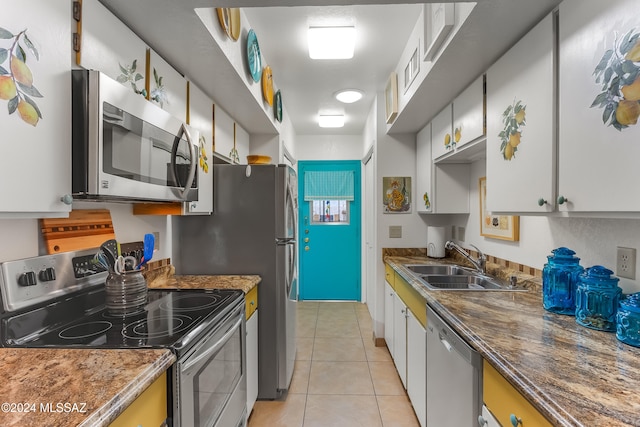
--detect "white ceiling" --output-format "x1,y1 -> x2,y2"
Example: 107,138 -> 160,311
100,0 -> 562,136
242,5 -> 422,135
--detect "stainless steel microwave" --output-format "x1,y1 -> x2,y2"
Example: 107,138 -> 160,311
71,70 -> 199,203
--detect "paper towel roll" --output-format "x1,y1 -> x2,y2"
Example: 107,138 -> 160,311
427,226 -> 446,258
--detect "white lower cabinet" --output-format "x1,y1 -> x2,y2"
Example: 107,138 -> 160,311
246,310 -> 258,417
407,309 -> 426,427
393,293 -> 408,388
384,281 -> 395,357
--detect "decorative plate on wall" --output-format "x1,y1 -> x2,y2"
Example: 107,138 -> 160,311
274,90 -> 283,122
246,29 -> 262,82
216,8 -> 240,41
262,65 -> 273,106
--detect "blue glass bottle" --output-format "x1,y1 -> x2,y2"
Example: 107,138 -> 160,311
542,247 -> 583,315
575,266 -> 621,332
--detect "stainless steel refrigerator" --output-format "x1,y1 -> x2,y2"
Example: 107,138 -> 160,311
174,164 -> 297,400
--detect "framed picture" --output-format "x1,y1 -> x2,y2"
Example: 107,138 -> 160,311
385,72 -> 398,124
479,177 -> 519,241
403,46 -> 419,92
423,3 -> 455,61
383,177 -> 411,213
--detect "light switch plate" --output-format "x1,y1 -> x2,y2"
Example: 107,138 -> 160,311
458,226 -> 466,242
389,226 -> 402,238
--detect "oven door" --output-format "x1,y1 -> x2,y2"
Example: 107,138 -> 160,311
174,304 -> 247,427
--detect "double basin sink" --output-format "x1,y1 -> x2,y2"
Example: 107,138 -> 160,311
404,264 -> 526,292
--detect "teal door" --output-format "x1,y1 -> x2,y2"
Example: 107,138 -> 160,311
298,160 -> 361,301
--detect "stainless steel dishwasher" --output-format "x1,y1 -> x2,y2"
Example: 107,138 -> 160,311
426,305 -> 482,426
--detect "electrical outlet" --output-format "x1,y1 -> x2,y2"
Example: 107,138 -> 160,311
616,247 -> 636,280
458,226 -> 466,242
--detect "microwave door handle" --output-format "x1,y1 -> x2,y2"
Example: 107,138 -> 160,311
170,124 -> 197,200
181,316 -> 242,372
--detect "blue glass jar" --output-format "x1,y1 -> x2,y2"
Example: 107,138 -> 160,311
616,293 -> 640,347
542,247 -> 583,315
575,266 -> 621,332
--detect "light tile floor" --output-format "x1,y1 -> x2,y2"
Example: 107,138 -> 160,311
248,301 -> 420,427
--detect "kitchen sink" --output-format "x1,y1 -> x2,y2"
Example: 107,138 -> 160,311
403,264 -> 527,292
405,264 -> 475,276
420,274 -> 505,290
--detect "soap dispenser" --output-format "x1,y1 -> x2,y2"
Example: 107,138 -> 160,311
542,247 -> 584,315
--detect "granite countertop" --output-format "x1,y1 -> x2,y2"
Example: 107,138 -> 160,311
384,255 -> 640,427
145,265 -> 260,294
0,348 -> 175,427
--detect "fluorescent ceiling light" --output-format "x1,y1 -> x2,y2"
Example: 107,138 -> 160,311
335,89 -> 363,104
308,26 -> 355,59
318,114 -> 345,128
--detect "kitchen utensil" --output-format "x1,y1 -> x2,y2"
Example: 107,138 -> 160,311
140,233 -> 155,266
575,265 -> 621,331
100,239 -> 118,269
542,247 -> 584,315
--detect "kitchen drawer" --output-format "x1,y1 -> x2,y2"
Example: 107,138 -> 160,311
385,263 -> 395,289
245,285 -> 258,320
109,371 -> 167,427
483,360 -> 552,427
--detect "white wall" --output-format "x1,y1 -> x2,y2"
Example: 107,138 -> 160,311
0,202 -> 172,263
295,134 -> 364,160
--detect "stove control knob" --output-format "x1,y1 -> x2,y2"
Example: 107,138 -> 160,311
39,267 -> 56,282
18,271 -> 37,286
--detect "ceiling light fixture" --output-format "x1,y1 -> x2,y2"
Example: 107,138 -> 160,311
308,26 -> 355,59
335,89 -> 364,104
318,114 -> 345,128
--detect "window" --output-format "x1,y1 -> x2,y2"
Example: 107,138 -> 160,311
311,200 -> 350,224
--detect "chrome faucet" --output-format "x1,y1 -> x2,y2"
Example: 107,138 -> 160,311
444,240 -> 486,274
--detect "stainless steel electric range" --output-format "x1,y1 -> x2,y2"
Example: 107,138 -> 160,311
0,249 -> 247,427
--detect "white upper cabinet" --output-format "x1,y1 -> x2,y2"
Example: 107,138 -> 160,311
486,13 -> 555,213
148,50 -> 187,123
185,83 -> 213,215
78,0 -> 147,94
558,0 -> 640,212
431,104 -> 453,160
214,104 -> 237,163
235,123 -> 250,165
416,123 -> 432,213
0,0 -> 72,218
452,74 -> 485,150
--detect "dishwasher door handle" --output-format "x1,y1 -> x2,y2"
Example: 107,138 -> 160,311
439,333 -> 453,352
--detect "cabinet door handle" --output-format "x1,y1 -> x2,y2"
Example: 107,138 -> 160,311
557,195 -> 568,205
477,415 -> 488,426
537,198 -> 547,206
510,414 -> 522,426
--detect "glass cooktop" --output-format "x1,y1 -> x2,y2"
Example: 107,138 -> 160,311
1,288 -> 243,356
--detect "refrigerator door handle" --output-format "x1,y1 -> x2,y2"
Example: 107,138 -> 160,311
276,238 -> 294,245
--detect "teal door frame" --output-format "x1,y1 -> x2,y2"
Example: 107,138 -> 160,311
298,160 -> 362,301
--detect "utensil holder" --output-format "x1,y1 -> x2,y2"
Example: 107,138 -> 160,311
105,269 -> 148,316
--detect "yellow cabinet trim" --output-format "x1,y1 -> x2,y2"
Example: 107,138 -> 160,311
394,271 -> 427,328
109,371 -> 167,427
385,263 -> 395,288
245,285 -> 258,320
483,360 -> 552,427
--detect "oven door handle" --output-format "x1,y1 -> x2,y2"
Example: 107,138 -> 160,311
181,316 -> 242,372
